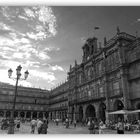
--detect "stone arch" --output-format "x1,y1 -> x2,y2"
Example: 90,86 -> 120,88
32,111 -> 37,119
0,111 -> 4,117
45,112 -> 49,119
114,100 -> 124,110
39,112 -> 43,119
14,111 -> 18,118
99,102 -> 106,123
50,112 -> 52,120
71,106 -> 75,121
113,99 -> 124,121
79,106 -> 83,122
26,111 -> 31,118
6,111 -> 11,118
136,103 -> 140,120
20,112 -> 25,118
85,104 -> 96,120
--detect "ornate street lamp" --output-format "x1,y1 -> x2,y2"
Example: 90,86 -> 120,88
8,65 -> 29,134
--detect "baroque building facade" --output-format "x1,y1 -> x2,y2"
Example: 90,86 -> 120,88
67,28 -> 140,123
0,82 -> 49,120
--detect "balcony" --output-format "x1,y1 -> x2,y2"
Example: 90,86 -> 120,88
48,106 -> 68,111
69,93 -> 105,105
49,97 -> 68,105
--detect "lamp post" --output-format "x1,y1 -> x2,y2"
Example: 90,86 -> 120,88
8,65 -> 29,134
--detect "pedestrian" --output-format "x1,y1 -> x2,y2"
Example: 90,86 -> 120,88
30,118 -> 37,134
81,118 -> 85,127
56,118 -> 59,126
65,118 -> 69,128
117,118 -> 124,134
16,119 -> 20,131
88,119 -> 95,134
37,119 -> 43,134
99,120 -> 104,134
40,120 -> 48,134
74,120 -> 77,128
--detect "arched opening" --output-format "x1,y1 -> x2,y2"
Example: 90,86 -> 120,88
50,112 -> 52,120
32,111 -> 37,119
85,104 -> 96,120
45,112 -> 48,119
71,106 -> 74,122
114,100 -> 124,121
99,103 -> 106,123
65,111 -> 67,118
6,111 -> 11,118
26,112 -> 31,118
59,111 -> 61,119
0,111 -> 4,117
79,106 -> 83,122
14,111 -> 18,118
38,112 -> 43,119
137,103 -> 140,120
20,112 -> 25,118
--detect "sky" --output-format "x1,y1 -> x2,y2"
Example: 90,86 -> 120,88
0,6 -> 140,90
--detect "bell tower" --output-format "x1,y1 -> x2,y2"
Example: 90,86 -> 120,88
82,37 -> 98,62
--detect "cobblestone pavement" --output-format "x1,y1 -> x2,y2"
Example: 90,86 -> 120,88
0,122 -> 136,134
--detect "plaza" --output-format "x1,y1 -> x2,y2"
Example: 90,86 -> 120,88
0,121 -> 135,134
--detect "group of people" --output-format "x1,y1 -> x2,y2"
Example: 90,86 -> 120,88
30,118 -> 48,134
0,118 -> 21,131
107,118 -> 140,134
87,117 -> 126,134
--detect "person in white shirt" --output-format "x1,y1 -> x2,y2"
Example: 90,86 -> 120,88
30,119 -> 37,134
37,119 -> 43,134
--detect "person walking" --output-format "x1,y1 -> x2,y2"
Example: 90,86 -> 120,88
30,119 -> 37,134
65,118 -> 69,128
74,120 -> 77,128
99,120 -> 104,134
88,119 -> 95,134
40,120 -> 48,134
16,119 -> 20,131
37,119 -> 43,134
117,119 -> 124,134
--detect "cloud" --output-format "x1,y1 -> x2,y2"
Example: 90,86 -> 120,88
38,52 -> 50,60
30,69 -> 56,83
51,65 -> 64,71
0,6 -> 62,89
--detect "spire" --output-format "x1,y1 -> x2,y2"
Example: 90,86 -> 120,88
117,26 -> 120,34
104,37 -> 107,46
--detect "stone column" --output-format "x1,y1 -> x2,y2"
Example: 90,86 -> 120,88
43,112 -> 45,119
24,111 -> 27,119
120,68 -> 131,110
3,111 -> 6,118
31,112 -> 33,119
37,112 -> 39,119
118,42 -> 131,110
17,111 -> 20,119
103,52 -> 110,123
95,108 -> 100,120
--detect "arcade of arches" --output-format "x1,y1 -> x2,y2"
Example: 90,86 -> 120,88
0,110 -> 49,119
70,100 -> 125,122
49,110 -> 67,120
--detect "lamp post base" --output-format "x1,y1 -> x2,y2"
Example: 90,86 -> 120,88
8,119 -> 14,134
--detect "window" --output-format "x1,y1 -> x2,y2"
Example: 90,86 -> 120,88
99,86 -> 104,97
113,81 -> 120,95
98,63 -> 102,74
